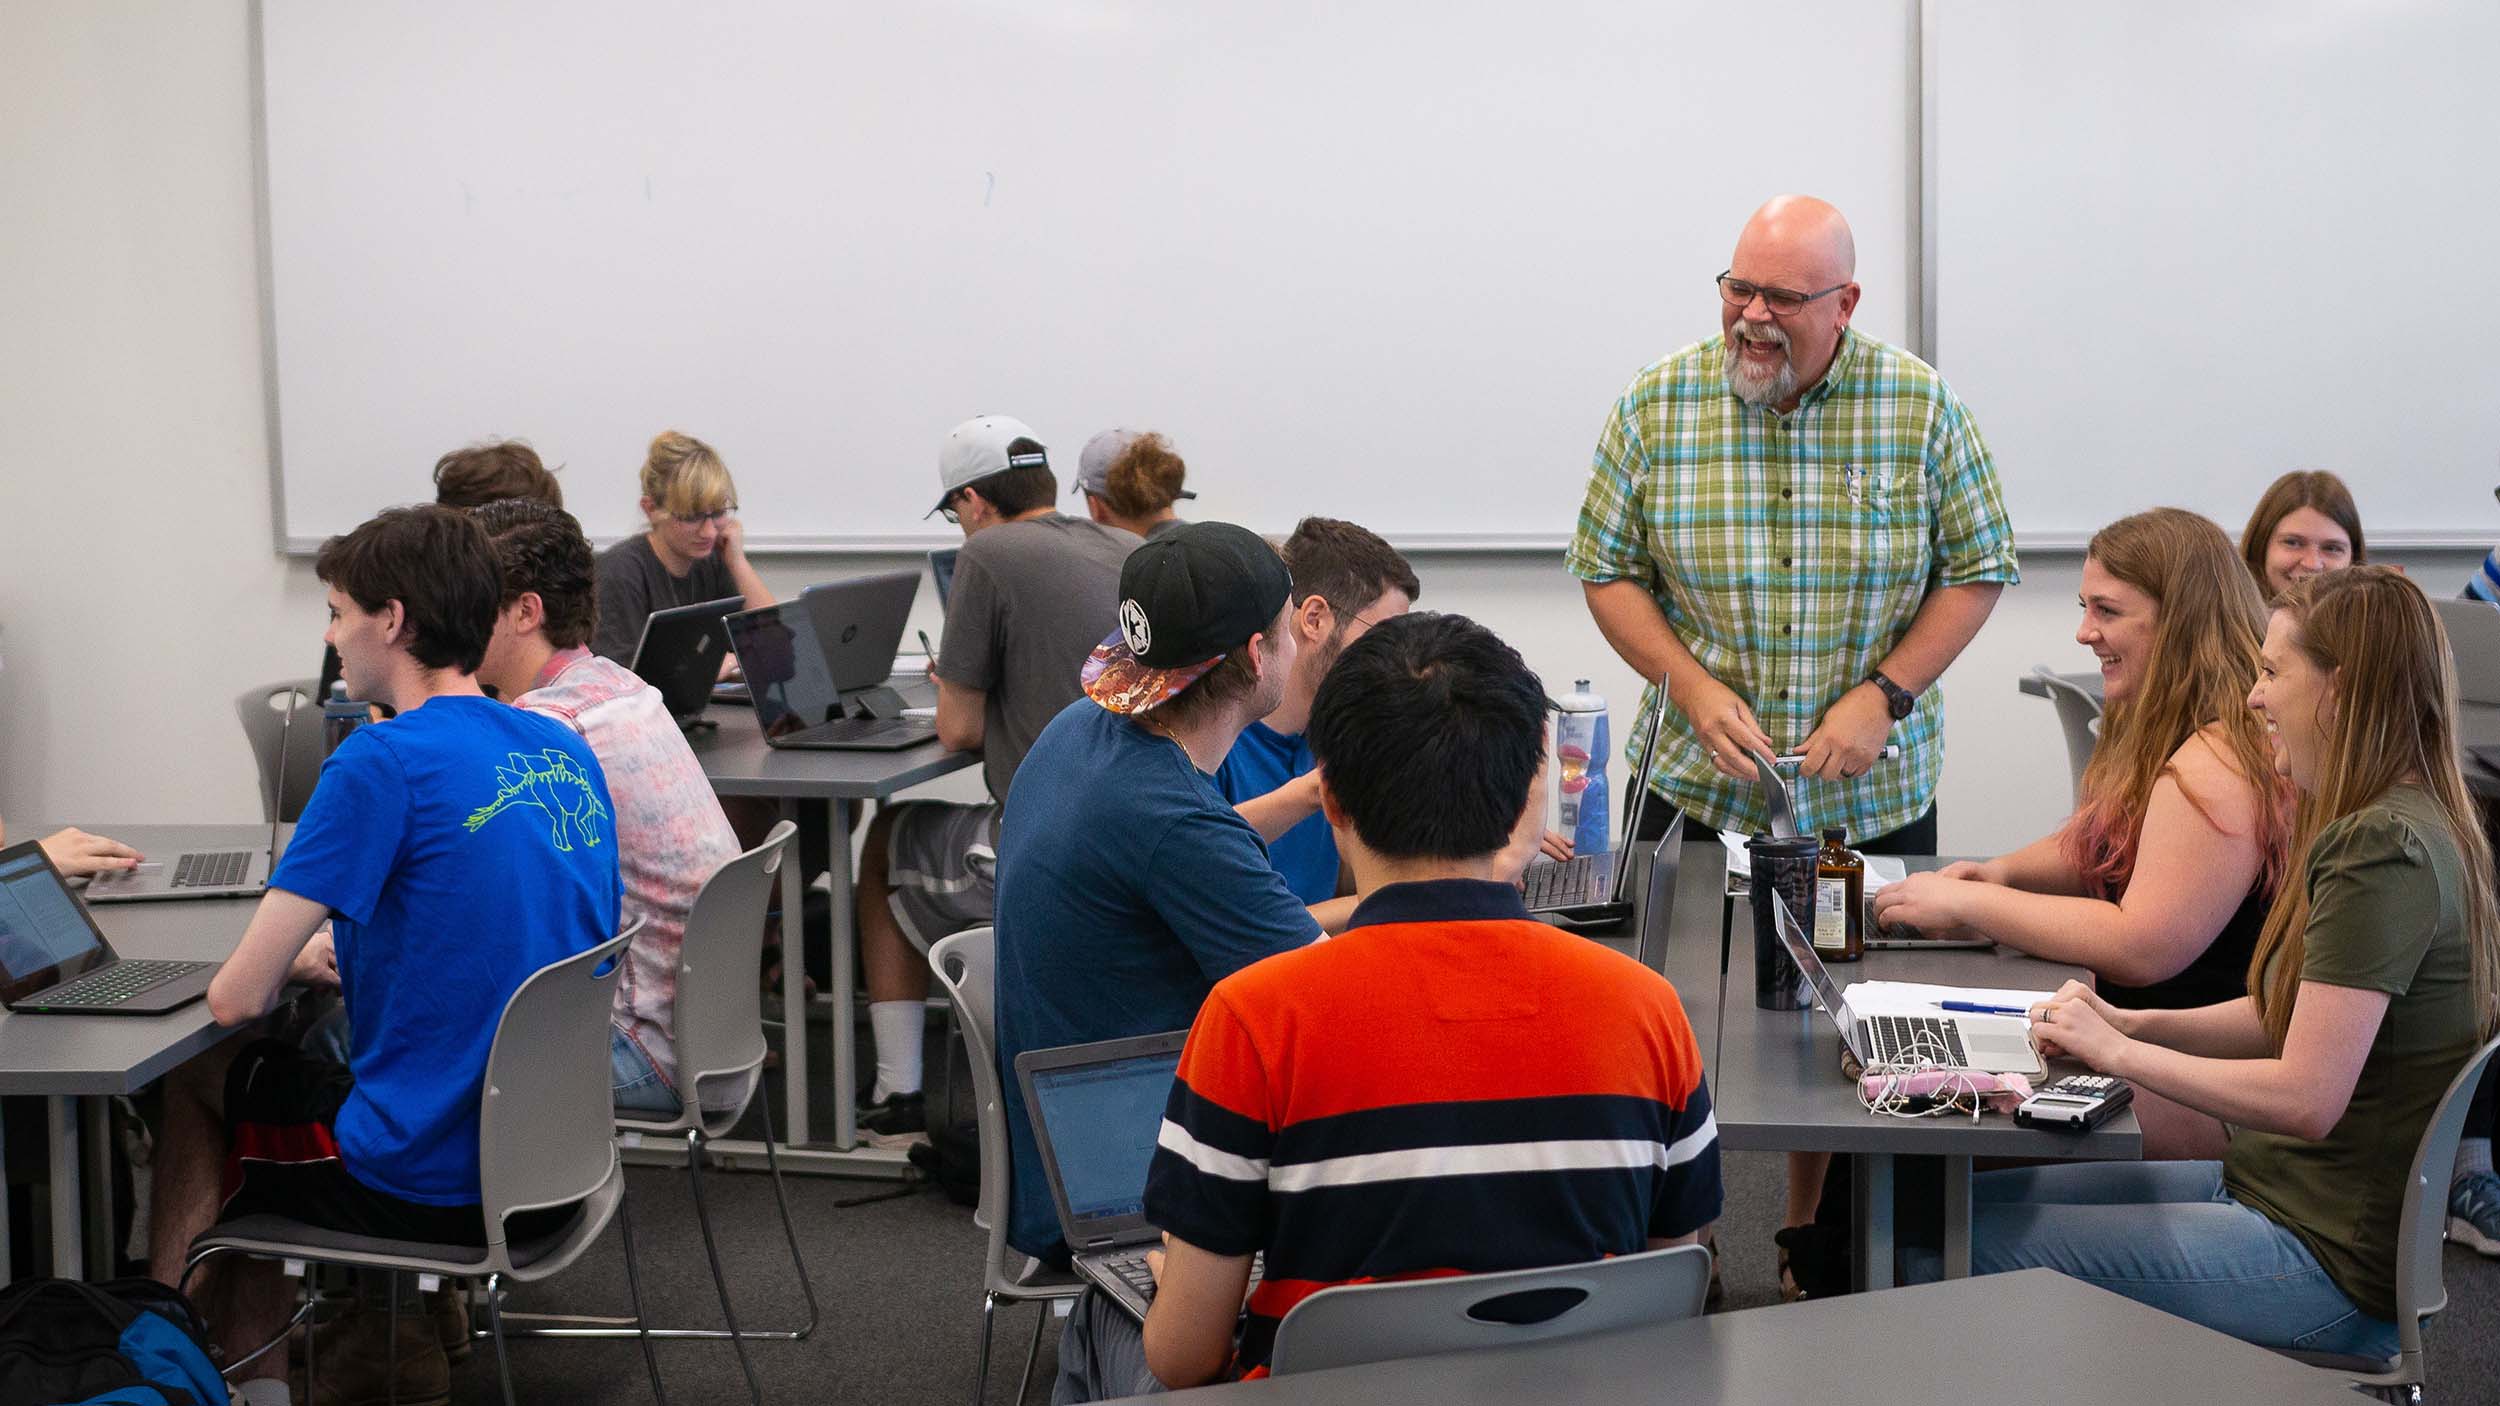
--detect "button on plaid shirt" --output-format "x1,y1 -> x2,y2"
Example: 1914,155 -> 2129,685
1565,328 -> 2018,840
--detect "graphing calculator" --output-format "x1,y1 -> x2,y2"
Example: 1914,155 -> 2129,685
2014,1074 -> 2133,1132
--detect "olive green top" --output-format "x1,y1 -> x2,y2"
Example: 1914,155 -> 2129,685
2223,784 -> 2481,1321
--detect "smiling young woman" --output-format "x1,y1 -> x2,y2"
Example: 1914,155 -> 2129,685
2239,469 -> 2366,603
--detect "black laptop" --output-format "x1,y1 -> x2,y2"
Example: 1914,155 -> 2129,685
0,841 -> 218,1015
723,571 -> 936,751
628,594 -> 743,723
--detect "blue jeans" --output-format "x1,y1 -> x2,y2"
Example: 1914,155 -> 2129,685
611,1027 -> 685,1118
1903,1160 -> 2399,1359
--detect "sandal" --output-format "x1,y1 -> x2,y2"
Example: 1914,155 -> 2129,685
1699,1227 -> 1726,1312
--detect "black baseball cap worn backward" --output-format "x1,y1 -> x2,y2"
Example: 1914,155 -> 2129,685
1122,522 -> 1291,667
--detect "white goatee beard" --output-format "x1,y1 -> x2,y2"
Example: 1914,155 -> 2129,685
1725,322 -> 1797,406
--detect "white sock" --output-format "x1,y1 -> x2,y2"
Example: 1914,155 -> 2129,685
2458,1136 -> 2494,1182
236,1377 -> 292,1406
868,1000 -> 925,1102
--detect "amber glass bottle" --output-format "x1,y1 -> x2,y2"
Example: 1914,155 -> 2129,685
1814,827 -> 1864,962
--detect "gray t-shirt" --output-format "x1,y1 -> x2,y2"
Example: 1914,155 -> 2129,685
593,534 -> 740,663
938,513 -> 1137,803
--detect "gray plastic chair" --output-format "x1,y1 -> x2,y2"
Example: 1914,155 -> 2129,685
2277,1033 -> 2500,1404
184,920 -> 662,1406
2025,665 -> 2106,807
500,822 -> 810,1401
929,927 -> 1083,1406
1267,1241 -> 1713,1377
233,679 -> 324,822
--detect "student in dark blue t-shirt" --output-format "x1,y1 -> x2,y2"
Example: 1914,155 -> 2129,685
147,507 -> 620,1398
997,524 -> 1356,1263
1215,517 -> 1421,903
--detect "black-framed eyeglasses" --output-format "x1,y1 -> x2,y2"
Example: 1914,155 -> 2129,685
936,490 -> 966,525
669,505 -> 737,526
1717,270 -> 1849,316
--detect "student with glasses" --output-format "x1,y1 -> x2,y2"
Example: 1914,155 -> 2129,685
589,429 -> 776,662
1568,193 -> 2018,1298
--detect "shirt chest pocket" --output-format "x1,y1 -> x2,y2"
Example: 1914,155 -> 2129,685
1831,464 -> 1930,588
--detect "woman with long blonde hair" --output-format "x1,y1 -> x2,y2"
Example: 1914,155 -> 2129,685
589,430 -> 776,662
1876,509 -> 2289,1010
1913,566 -> 2500,1358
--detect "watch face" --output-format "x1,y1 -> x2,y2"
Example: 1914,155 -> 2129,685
1888,688 -> 1914,720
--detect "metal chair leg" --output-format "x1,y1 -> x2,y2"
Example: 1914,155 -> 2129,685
687,1127 -> 765,1406
754,1074 -> 820,1339
386,1270 -> 400,1406
615,1174 -> 668,1405
485,1273 -> 518,1406
973,1290 -> 998,1406
1014,1302 -> 1049,1406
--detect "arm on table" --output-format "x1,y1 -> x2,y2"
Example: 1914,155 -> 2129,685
2039,980 -> 2384,1140
206,888 -> 332,1027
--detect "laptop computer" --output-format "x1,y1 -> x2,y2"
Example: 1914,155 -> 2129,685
1014,1031 -> 1262,1322
723,576 -> 936,752
1627,814 -> 1686,974
1522,689 -> 1666,920
0,841 -> 219,1014
86,690 -> 291,904
2432,597 -> 2500,706
1763,889 -> 2043,1075
928,547 -> 960,611
628,594 -> 743,723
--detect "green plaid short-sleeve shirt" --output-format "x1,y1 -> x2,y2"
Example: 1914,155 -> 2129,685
1565,328 -> 2018,840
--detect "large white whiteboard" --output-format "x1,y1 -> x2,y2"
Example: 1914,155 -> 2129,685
259,0 -> 1915,550
1930,0 -> 2500,549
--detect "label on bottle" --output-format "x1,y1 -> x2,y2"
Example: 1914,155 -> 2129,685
1813,877 -> 1849,952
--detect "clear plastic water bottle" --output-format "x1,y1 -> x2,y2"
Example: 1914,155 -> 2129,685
1554,679 -> 1610,856
321,680 -> 365,756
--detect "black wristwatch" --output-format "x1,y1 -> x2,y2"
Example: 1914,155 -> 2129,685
1868,670 -> 1916,720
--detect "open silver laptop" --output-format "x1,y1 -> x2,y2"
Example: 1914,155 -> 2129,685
85,689 -> 291,903
1764,891 -> 2041,1075
1014,1031 -> 1262,1323
1522,689 -> 1665,919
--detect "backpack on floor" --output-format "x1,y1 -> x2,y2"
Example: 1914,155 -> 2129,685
0,1277 -> 226,1406
908,1116 -> 981,1207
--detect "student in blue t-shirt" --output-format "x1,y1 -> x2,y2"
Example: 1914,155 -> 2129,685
995,523 -> 1360,1265
146,506 -> 620,1403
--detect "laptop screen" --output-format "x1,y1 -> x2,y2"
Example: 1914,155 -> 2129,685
0,843 -> 111,996
1028,1048 -> 1184,1226
1766,891 -> 1865,1062
929,548 -> 959,610
724,602 -> 843,738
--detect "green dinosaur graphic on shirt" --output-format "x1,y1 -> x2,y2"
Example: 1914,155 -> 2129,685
463,749 -> 610,852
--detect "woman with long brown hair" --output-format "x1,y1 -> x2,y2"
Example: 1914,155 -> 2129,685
1875,509 -> 2289,1012
1910,566 -> 2500,1358
2239,468 -> 2365,602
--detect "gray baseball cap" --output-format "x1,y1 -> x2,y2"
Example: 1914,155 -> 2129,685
932,414 -> 1048,516
1072,427 -> 1197,501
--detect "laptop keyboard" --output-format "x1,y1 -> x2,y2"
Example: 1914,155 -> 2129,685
788,717 -> 936,748
35,959 -> 213,1008
1523,854 -> 1607,908
1098,1250 -> 1265,1310
171,850 -> 252,889
1867,1014 -> 1970,1067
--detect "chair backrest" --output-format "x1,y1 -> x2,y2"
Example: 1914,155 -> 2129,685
2431,596 -> 2500,705
667,820 -> 796,1123
233,679 -> 323,822
928,928 -> 1010,1255
478,917 -> 642,1244
2029,665 -> 2106,806
1267,1242 -> 1712,1377
2390,1033 -> 2500,1369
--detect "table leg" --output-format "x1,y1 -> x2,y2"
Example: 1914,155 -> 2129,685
780,796 -> 810,1149
0,1099 -> 12,1286
826,797 -> 857,1151
1853,1152 -> 1894,1292
1943,1153 -> 1973,1279
46,1096 -> 81,1279
81,1096 -> 113,1274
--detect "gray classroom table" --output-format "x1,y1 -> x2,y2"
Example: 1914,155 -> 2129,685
1635,839 -> 2139,1288
684,674 -> 977,1176
0,823 -> 275,1284
1101,1268 -> 2364,1406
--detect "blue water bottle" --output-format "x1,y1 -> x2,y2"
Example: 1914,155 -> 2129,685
1554,680 -> 1611,856
321,680 -> 366,756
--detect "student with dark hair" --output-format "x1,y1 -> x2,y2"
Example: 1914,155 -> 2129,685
147,505 -> 619,1404
994,523 -> 1356,1269
1056,613 -> 1723,1398
591,429 -> 775,662
1073,428 -> 1194,539
2238,469 -> 2365,602
472,498 -> 744,1118
853,416 -> 1135,1138
432,439 -> 563,511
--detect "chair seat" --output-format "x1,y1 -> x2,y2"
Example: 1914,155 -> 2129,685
194,1205 -> 591,1277
992,1254 -> 1083,1300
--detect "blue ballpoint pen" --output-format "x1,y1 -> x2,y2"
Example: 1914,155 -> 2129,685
1939,1000 -> 2033,1017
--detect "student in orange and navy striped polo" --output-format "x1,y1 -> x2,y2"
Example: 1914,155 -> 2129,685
1052,612 -> 1723,1400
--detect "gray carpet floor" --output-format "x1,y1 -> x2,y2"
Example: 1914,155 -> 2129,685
435,1027 -> 2500,1405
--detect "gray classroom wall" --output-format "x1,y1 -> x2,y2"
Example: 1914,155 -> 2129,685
0,2 -> 2482,858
